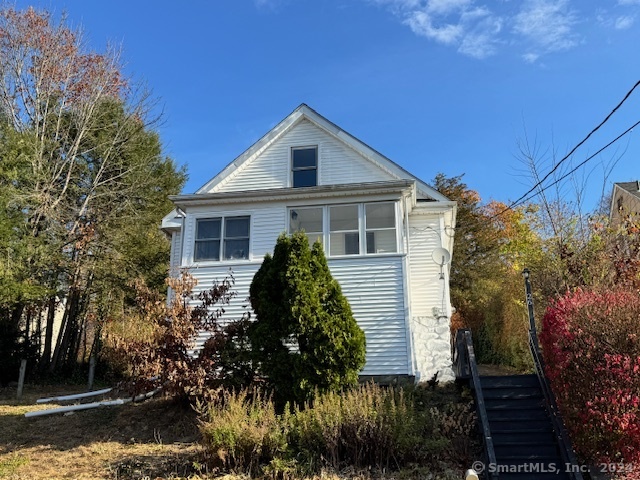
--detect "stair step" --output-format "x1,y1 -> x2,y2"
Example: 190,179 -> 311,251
495,442 -> 560,458
486,408 -> 549,421
493,431 -> 556,445
485,397 -> 545,409
482,387 -> 543,399
489,420 -> 553,432
480,374 -> 539,388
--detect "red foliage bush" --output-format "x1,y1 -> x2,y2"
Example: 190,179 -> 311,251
540,288 -> 640,466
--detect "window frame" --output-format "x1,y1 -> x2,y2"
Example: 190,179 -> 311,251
291,145 -> 318,188
287,201 -> 400,258
364,202 -> 398,255
193,215 -> 252,263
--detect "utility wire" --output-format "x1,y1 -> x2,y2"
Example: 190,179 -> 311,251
481,79 -> 640,222
508,119 -> 640,209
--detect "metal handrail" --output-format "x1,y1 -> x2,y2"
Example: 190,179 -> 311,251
454,328 -> 498,479
523,269 -> 584,480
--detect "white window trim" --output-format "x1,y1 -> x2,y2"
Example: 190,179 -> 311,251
290,145 -> 318,188
191,212 -> 253,264
287,201 -> 401,258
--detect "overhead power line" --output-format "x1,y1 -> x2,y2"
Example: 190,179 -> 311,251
511,119 -> 640,209
487,79 -> 640,220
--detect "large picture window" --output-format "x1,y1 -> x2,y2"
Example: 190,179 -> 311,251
194,216 -> 250,261
292,147 -> 317,188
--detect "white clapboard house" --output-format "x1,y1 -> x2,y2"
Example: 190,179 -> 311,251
161,104 -> 457,383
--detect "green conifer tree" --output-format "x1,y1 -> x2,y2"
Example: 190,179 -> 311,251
249,232 -> 366,406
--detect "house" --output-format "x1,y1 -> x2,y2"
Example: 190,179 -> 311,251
610,181 -> 640,225
161,104 -> 457,383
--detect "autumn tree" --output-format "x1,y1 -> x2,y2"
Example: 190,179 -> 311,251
249,232 -> 366,407
433,174 -> 541,368
0,6 -> 185,378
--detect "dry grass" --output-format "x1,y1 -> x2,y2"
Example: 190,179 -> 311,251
0,384 -> 203,479
0,385 -> 462,480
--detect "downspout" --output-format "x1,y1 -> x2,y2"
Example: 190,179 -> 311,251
177,207 -> 186,268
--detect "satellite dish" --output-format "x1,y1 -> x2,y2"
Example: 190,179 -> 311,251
431,247 -> 451,280
431,247 -> 451,266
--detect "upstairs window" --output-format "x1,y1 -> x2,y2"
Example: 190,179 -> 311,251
194,216 -> 250,261
292,146 -> 317,188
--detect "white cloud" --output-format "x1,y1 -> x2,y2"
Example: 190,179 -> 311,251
405,10 -> 464,44
374,0 -> 504,58
618,0 -> 640,5
513,0 -> 580,52
370,0 -> 593,62
615,14 -> 635,29
458,15 -> 503,58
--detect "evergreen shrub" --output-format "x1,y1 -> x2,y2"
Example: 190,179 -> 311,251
249,232 -> 366,407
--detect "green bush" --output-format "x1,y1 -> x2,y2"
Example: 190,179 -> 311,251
249,232 -> 366,407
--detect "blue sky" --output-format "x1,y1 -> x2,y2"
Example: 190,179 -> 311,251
15,0 -> 640,211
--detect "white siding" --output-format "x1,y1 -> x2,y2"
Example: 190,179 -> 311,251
182,205 -> 286,265
329,256 -> 408,376
187,263 -> 261,350
183,255 -> 409,376
170,231 -> 182,269
212,119 -> 395,193
407,213 -> 454,382
407,215 -> 443,318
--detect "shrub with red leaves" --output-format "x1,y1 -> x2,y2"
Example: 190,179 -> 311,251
540,288 -> 640,467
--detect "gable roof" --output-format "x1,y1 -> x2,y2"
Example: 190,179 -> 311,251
615,181 -> 640,199
196,104 -> 449,202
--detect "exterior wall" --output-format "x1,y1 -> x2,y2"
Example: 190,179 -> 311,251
329,256 -> 408,376
611,185 -> 640,225
407,213 -> 455,383
183,256 -> 409,376
210,119 -> 395,193
181,204 -> 287,265
170,231 -> 182,270
176,197 -> 411,377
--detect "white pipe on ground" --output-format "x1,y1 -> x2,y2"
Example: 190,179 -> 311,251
25,398 -> 130,417
36,388 -> 113,404
26,388 -> 162,417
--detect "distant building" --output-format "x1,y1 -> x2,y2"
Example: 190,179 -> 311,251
610,181 -> 640,225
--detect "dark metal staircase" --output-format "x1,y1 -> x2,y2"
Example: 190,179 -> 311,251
453,269 -> 584,480
481,373 -> 572,479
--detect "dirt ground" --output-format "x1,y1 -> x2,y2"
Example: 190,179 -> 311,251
0,384 -> 204,479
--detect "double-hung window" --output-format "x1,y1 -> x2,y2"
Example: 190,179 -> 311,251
194,216 -> 250,261
291,147 -> 317,188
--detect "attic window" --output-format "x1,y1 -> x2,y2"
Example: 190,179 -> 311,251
292,147 -> 317,188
